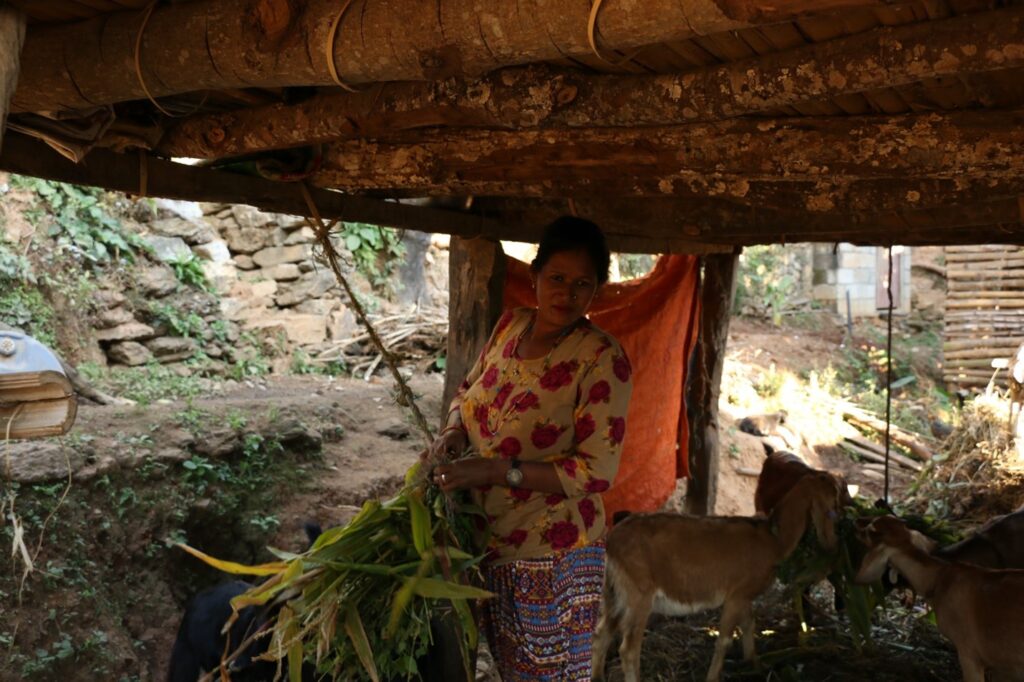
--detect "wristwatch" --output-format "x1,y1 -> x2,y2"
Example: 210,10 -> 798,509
505,459 -> 524,487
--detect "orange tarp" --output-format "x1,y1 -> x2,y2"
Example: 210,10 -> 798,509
503,255 -> 701,519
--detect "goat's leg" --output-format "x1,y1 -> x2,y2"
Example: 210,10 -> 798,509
738,603 -> 757,663
706,600 -> 744,682
617,598 -> 652,682
956,650 -> 985,682
592,599 -> 621,680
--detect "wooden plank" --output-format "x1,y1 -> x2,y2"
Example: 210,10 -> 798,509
685,251 -> 740,516
441,238 -> 506,424
0,5 -> 25,154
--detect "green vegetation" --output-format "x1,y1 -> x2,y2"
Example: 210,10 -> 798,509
339,222 -> 405,286
0,286 -> 58,346
168,254 -> 210,292
10,176 -> 148,268
147,302 -> 206,338
78,362 -> 205,406
735,245 -> 800,326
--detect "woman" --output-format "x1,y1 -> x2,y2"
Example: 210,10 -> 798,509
429,216 -> 633,681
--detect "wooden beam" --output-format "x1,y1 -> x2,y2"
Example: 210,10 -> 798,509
11,0 -> 894,114
0,6 -> 26,153
685,251 -> 739,515
313,110 -> 1024,200
442,238 -> 506,421
0,133 -> 727,254
156,6 -> 1024,160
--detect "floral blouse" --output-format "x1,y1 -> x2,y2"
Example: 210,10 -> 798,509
446,307 -> 633,565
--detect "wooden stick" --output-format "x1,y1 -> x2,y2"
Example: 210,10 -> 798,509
841,407 -> 934,461
842,436 -> 926,471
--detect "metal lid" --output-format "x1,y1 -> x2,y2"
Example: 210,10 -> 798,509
0,331 -> 64,375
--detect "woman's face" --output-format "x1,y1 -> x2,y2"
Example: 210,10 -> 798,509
532,249 -> 600,330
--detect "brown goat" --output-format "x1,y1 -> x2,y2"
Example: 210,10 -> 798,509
754,444 -> 852,516
855,516 -> 1024,682
935,506 -> 1024,569
593,473 -> 842,682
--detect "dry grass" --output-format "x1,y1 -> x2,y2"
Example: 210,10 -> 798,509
907,392 -> 1024,522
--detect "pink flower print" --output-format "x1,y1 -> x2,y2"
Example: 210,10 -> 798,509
575,413 -> 596,443
492,383 -> 514,410
481,366 -> 499,389
505,529 -> 528,548
510,487 -> 532,501
561,458 -> 578,478
545,493 -> 566,506
545,521 -> 580,550
497,437 -> 522,459
494,311 -> 514,337
512,391 -> 540,413
609,416 -> 626,444
474,404 -> 493,438
531,423 -> 563,449
588,380 -> 611,405
613,354 -> 632,382
539,361 -> 579,391
585,479 -> 610,493
502,338 -> 516,359
578,498 -> 597,528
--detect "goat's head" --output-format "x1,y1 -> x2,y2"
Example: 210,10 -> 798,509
853,515 -> 932,584
793,472 -> 842,550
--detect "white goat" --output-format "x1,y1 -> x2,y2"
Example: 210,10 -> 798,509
855,515 -> 1024,682
592,473 -> 842,682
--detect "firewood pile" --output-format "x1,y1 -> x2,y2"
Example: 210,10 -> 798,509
943,245 -> 1024,389
311,308 -> 448,379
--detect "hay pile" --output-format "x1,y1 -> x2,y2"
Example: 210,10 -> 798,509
907,392 -> 1024,521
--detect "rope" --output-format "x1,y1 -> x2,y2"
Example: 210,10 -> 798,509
884,245 -> 895,503
138,150 -> 149,198
298,183 -> 434,446
587,0 -> 644,67
326,0 -> 361,92
134,1 -> 209,117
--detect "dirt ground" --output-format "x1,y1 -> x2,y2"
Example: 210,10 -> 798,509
1,315 -> 973,681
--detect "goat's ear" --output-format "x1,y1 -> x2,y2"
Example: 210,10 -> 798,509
854,545 -> 891,585
762,441 -> 776,456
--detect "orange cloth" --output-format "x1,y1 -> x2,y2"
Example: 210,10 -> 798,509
503,255 -> 701,519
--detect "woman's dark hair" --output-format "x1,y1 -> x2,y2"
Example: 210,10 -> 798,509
530,216 -> 611,285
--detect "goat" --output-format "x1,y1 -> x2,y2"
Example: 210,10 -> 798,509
855,515 -> 1024,682
934,506 -> 1024,570
752,444 -> 852,615
1008,341 -> 1024,434
593,473 -> 842,682
168,523 -> 322,682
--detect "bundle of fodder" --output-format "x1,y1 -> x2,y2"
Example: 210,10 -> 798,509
907,392 -> 1024,521
776,497 -> 960,647
180,463 -> 490,681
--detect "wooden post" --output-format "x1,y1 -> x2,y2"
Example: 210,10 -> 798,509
441,237 -> 507,424
0,6 -> 26,153
685,250 -> 740,516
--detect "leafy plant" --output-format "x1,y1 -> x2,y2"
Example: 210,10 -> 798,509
0,239 -> 35,282
339,222 -> 405,285
0,287 -> 57,346
148,302 -> 206,338
10,175 -> 148,268
168,255 -> 210,292
735,245 -> 800,325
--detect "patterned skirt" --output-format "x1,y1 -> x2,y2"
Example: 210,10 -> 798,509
482,542 -> 605,682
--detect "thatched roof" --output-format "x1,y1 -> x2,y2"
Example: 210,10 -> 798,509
4,0 -> 1024,252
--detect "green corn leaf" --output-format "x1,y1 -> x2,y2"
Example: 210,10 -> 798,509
408,491 -> 433,557
409,577 -> 493,601
345,605 -> 380,682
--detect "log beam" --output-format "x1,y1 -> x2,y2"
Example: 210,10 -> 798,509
157,6 -> 1024,160
0,6 -> 26,153
11,0 -> 892,114
0,134 -> 730,254
442,238 -> 506,420
313,110 -> 1024,204
685,251 -> 740,515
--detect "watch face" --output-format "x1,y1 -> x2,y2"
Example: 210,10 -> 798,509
506,467 -> 524,487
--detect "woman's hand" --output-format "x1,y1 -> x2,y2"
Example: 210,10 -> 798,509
432,457 -> 500,493
423,427 -> 469,466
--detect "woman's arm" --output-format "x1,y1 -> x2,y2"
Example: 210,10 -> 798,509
433,457 -> 566,495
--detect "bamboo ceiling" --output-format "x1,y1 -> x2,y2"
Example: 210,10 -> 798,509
3,0 -> 1024,253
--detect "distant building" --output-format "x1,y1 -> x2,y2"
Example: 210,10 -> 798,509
811,244 -> 912,317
